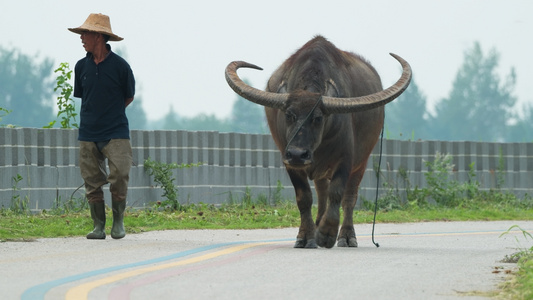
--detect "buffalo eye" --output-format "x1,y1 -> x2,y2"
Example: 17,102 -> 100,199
285,112 -> 296,123
312,116 -> 323,125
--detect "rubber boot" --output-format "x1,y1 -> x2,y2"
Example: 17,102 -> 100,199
87,202 -> 106,239
111,200 -> 126,239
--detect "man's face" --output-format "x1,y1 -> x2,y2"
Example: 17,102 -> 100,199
80,31 -> 101,53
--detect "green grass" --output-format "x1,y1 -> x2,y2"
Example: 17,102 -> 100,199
2,203 -> 533,241
512,255 -> 533,299
495,252 -> 533,300
0,202 -> 300,240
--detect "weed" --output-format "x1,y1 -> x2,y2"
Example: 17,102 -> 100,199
423,152 -> 461,206
144,157 -> 202,211
274,180 -> 285,205
44,62 -> 78,129
496,147 -> 506,189
11,174 -> 29,214
364,151 -> 523,212
500,225 -> 533,262
498,225 -> 533,299
53,195 -> 88,214
256,194 -> 268,206
226,191 -> 236,206
0,107 -> 13,127
241,187 -> 253,208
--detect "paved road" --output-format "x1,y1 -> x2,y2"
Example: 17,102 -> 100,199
1,220 -> 532,300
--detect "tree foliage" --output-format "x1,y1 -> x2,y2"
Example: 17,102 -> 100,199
160,79 -> 268,134
2,43 -> 528,142
229,95 -> 268,133
126,96 -> 148,129
0,46 -> 55,127
385,77 -> 429,140
161,105 -> 232,132
430,42 -> 517,142
507,103 -> 533,142
180,113 -> 231,132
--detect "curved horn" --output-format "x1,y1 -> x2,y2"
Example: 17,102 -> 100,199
321,53 -> 412,114
225,61 -> 288,109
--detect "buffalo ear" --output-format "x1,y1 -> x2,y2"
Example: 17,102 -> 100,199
325,79 -> 340,97
277,81 -> 287,93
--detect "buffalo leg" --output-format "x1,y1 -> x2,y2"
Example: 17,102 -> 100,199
314,178 -> 329,227
337,167 -> 364,247
315,168 -> 348,248
287,169 -> 317,248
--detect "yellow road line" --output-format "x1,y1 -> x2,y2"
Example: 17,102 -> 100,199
376,230 -> 515,238
65,242 -> 274,300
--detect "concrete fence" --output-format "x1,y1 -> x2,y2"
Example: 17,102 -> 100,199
1,127 -> 532,211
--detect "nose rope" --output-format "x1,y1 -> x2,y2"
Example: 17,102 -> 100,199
284,96 -> 322,154
371,112 -> 385,248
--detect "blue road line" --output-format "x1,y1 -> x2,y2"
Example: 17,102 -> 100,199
21,239 -> 290,300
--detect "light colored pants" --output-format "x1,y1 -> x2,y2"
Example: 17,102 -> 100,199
79,139 -> 132,203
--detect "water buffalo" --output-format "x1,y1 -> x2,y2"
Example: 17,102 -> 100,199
225,36 -> 412,248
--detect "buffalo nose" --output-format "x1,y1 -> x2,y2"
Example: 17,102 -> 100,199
284,148 -> 312,165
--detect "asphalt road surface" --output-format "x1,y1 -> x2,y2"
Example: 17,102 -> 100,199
2,220 -> 532,300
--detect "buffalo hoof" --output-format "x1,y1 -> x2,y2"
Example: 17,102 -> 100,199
294,238 -> 318,249
315,230 -> 337,249
337,237 -> 358,247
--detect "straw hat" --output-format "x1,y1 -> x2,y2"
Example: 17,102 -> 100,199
68,13 -> 123,41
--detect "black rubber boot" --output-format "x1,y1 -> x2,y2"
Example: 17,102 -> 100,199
111,200 -> 126,239
87,202 -> 106,239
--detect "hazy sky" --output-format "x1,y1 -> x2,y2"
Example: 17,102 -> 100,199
1,1 -> 531,121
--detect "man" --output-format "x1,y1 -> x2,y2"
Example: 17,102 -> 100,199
68,13 -> 135,239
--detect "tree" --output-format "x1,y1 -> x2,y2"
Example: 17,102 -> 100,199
114,47 -> 148,130
384,77 -> 429,140
160,105 -> 232,132
161,105 -> 181,129
180,114 -> 232,132
0,46 -> 55,127
430,42 -> 517,142
229,94 -> 268,134
126,96 -> 147,129
507,103 -> 533,142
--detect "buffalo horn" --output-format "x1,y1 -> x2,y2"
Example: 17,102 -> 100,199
225,61 -> 288,109
321,53 -> 412,114
224,53 -> 412,113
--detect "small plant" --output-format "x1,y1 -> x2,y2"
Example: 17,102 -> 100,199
365,152 -> 486,211
144,157 -> 202,211
226,191 -> 236,206
53,195 -> 87,214
241,187 -> 253,208
11,174 -> 29,214
45,62 -> 78,129
465,162 -> 479,198
274,180 -> 285,205
256,194 -> 268,206
0,107 -> 14,128
423,152 -> 466,207
496,147 -> 506,189
500,225 -> 533,263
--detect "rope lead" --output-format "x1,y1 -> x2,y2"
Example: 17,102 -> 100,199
371,118 -> 385,248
